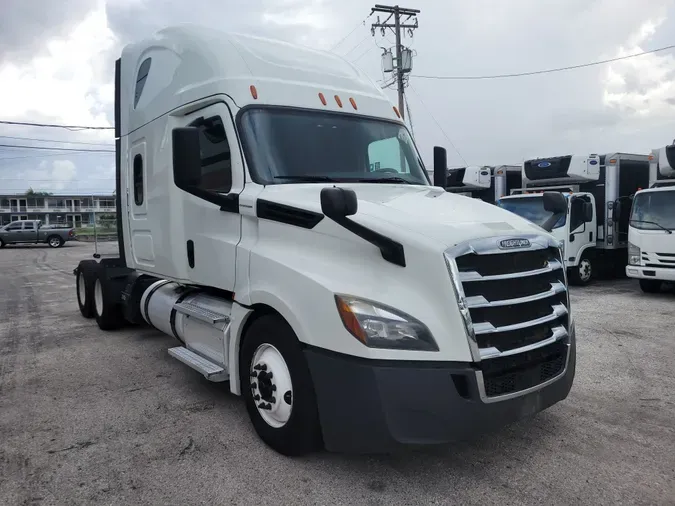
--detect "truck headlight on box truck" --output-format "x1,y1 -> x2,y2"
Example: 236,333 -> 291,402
628,242 -> 641,266
335,295 -> 439,351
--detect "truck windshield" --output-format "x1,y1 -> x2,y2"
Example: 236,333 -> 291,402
497,196 -> 567,229
238,108 -> 430,185
630,191 -> 675,231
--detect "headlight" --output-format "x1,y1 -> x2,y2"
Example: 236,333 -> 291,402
628,242 -> 641,266
334,295 -> 438,351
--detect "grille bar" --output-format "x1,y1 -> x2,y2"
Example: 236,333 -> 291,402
473,304 -> 568,335
466,281 -> 566,308
479,325 -> 567,359
459,258 -> 563,282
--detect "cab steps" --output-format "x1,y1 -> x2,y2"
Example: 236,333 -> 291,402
168,346 -> 228,382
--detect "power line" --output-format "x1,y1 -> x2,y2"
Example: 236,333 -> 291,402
408,85 -> 466,165
343,33 -> 371,57
0,120 -> 114,130
413,43 -> 675,81
353,44 -> 378,63
0,151 -> 112,162
404,93 -> 414,139
0,144 -> 114,153
0,178 -> 114,182
0,135 -> 112,147
329,13 -> 374,51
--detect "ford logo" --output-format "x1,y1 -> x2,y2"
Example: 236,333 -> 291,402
499,238 -> 531,250
589,160 -> 598,165
537,161 -> 552,168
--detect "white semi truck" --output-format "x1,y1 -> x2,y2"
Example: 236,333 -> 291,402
438,165 -> 522,204
626,143 -> 675,292
497,153 -> 650,285
73,25 -> 575,456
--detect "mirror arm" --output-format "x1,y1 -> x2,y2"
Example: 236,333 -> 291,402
328,215 -> 406,267
541,212 -> 564,232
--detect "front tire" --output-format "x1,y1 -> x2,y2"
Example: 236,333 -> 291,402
240,314 -> 322,456
639,279 -> 662,293
0,238 -> 5,248
569,254 -> 593,286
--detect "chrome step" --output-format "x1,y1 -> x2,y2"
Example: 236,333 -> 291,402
174,301 -> 230,325
168,346 -> 228,382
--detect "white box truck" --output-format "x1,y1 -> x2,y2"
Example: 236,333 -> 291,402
626,143 -> 675,292
496,153 -> 650,285
434,165 -> 522,204
73,25 -> 576,455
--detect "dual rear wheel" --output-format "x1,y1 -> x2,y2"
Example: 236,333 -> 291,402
75,261 -> 123,330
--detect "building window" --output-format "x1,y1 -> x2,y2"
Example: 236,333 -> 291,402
133,154 -> 144,205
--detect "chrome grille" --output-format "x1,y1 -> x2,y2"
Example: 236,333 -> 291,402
445,234 -> 571,401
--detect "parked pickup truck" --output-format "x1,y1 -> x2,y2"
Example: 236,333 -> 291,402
0,220 -> 75,248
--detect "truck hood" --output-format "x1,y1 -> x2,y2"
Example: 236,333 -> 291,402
631,228 -> 675,253
259,183 -> 546,247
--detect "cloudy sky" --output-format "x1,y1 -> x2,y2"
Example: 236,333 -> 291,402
1,0 -> 674,195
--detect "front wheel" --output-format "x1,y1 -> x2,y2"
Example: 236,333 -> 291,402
0,238 -> 5,248
568,254 -> 593,286
639,279 -> 662,293
240,314 -> 322,456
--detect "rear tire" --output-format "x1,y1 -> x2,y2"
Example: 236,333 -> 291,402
568,253 -> 593,286
93,272 -> 124,330
47,235 -> 64,248
639,279 -> 662,293
0,238 -> 5,248
76,260 -> 98,318
240,314 -> 322,456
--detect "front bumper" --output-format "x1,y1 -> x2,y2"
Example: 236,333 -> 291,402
305,333 -> 576,454
626,265 -> 675,282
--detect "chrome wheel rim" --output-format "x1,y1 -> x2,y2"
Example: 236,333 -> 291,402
250,343 -> 293,428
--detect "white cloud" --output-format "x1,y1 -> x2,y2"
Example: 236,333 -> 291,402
1,0 -> 674,191
0,3 -> 115,131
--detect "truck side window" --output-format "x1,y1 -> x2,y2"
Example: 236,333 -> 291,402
569,197 -> 586,231
133,154 -> 144,205
190,115 -> 232,193
7,222 -> 22,230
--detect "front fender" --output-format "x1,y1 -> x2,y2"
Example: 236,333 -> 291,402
235,218 -> 474,364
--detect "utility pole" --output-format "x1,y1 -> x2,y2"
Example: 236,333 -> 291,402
370,4 -> 420,121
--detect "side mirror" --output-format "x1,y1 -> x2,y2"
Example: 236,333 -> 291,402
433,146 -> 447,188
320,187 -> 357,220
172,127 -> 202,189
583,202 -> 593,222
543,191 -> 567,214
540,191 -> 567,232
613,201 -> 622,222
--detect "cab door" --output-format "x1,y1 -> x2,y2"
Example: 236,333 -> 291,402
175,100 -> 244,292
568,194 -> 596,263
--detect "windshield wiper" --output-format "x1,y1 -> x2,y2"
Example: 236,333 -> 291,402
630,219 -> 673,234
274,175 -> 339,182
353,176 -> 412,184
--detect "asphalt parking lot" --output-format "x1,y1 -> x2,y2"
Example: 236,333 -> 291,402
0,242 -> 673,505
